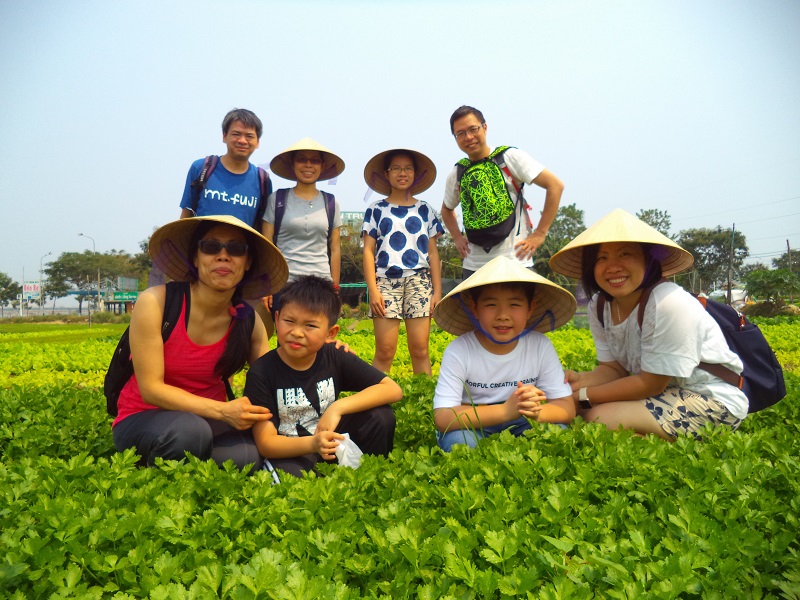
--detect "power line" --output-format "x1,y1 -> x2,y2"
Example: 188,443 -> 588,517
737,212 -> 800,226
749,232 -> 800,241
672,194 -> 800,223
748,251 -> 785,258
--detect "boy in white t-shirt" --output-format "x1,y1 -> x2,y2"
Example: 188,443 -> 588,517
432,256 -> 577,451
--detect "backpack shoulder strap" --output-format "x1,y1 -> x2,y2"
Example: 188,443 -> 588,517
162,281 -> 189,339
491,146 -> 522,196
597,278 -> 667,329
189,155 -> 219,213
254,167 -> 272,227
490,145 -> 513,160
321,191 -> 336,240
273,188 -> 289,245
596,294 -> 606,327
636,278 -> 667,328
693,296 -> 745,388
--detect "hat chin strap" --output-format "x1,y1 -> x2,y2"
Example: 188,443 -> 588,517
456,295 -> 555,345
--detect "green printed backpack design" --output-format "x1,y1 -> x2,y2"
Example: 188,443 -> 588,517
456,145 -> 523,253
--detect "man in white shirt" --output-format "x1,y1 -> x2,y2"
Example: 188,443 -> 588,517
440,105 -> 565,278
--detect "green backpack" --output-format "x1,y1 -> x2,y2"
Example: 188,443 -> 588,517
456,146 -> 524,253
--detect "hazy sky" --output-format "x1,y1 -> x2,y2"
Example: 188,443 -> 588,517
2,0 -> 798,301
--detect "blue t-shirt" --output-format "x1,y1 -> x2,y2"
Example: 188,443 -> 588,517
361,200 -> 444,279
179,157 -> 262,226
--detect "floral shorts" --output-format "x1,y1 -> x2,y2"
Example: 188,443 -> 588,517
373,269 -> 432,319
644,386 -> 742,439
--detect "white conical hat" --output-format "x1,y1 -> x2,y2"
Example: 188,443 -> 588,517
269,137 -> 345,181
149,214 -> 288,299
433,256 -> 576,336
363,148 -> 437,196
549,208 -> 694,279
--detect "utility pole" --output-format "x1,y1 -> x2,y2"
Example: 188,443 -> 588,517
79,233 -> 98,327
40,252 -> 51,315
789,240 -> 794,304
727,223 -> 735,306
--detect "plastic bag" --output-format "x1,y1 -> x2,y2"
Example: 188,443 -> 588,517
334,433 -> 363,469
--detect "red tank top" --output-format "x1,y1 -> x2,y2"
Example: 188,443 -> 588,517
113,296 -> 233,426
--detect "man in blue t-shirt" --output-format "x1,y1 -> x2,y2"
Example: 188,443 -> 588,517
179,108 -> 268,229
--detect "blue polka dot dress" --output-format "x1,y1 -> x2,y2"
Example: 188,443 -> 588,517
362,200 -> 444,278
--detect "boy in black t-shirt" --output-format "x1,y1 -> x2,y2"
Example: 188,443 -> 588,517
245,275 -> 402,477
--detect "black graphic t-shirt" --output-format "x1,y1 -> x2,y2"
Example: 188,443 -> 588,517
244,344 -> 386,437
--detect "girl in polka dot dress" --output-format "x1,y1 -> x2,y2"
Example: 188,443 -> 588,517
362,149 -> 444,375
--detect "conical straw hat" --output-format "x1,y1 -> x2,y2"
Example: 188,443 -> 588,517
149,214 -> 288,299
363,148 -> 437,196
433,256 -> 576,336
549,208 -> 694,279
270,137 -> 345,181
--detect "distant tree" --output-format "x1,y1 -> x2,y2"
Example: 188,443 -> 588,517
677,226 -> 748,293
744,269 -> 800,304
772,248 -> 800,272
438,235 -> 463,281
131,235 -> 154,289
0,271 -> 21,307
45,276 -> 71,312
45,250 -> 143,314
636,208 -> 673,238
739,262 -> 769,279
533,203 -> 586,285
339,231 -> 364,284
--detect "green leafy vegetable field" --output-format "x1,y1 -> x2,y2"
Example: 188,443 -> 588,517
1,319 -> 799,598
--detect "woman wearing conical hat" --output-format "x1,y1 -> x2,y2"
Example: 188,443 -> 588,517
549,209 -> 748,439
112,215 -> 288,470
263,138 -> 345,314
362,148 -> 444,376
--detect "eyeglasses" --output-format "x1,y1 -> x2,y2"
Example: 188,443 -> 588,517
387,166 -> 415,174
453,125 -> 483,140
294,155 -> 323,165
198,239 -> 249,257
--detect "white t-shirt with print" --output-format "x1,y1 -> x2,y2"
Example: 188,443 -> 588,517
589,281 -> 749,419
434,331 -> 572,410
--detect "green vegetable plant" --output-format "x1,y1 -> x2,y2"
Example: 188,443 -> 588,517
1,319 -> 798,598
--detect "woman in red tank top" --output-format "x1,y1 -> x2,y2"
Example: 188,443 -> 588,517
112,214 -> 288,471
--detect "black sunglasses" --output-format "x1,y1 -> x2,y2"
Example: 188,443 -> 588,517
198,239 -> 249,257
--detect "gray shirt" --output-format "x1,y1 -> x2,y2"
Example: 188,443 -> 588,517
264,189 -> 341,281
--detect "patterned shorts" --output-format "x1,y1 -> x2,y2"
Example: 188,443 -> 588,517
644,386 -> 742,439
373,269 -> 432,319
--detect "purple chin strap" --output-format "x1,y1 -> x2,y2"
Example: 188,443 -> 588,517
457,294 -> 555,345
637,244 -> 670,290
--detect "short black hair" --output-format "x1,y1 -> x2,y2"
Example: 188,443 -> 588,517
277,275 -> 341,326
450,105 -> 486,134
221,108 -> 263,139
580,243 -> 664,301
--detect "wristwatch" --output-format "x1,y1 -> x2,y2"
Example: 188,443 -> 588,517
578,387 -> 592,410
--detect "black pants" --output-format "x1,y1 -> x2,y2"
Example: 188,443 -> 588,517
113,410 -> 262,472
267,405 -> 396,478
